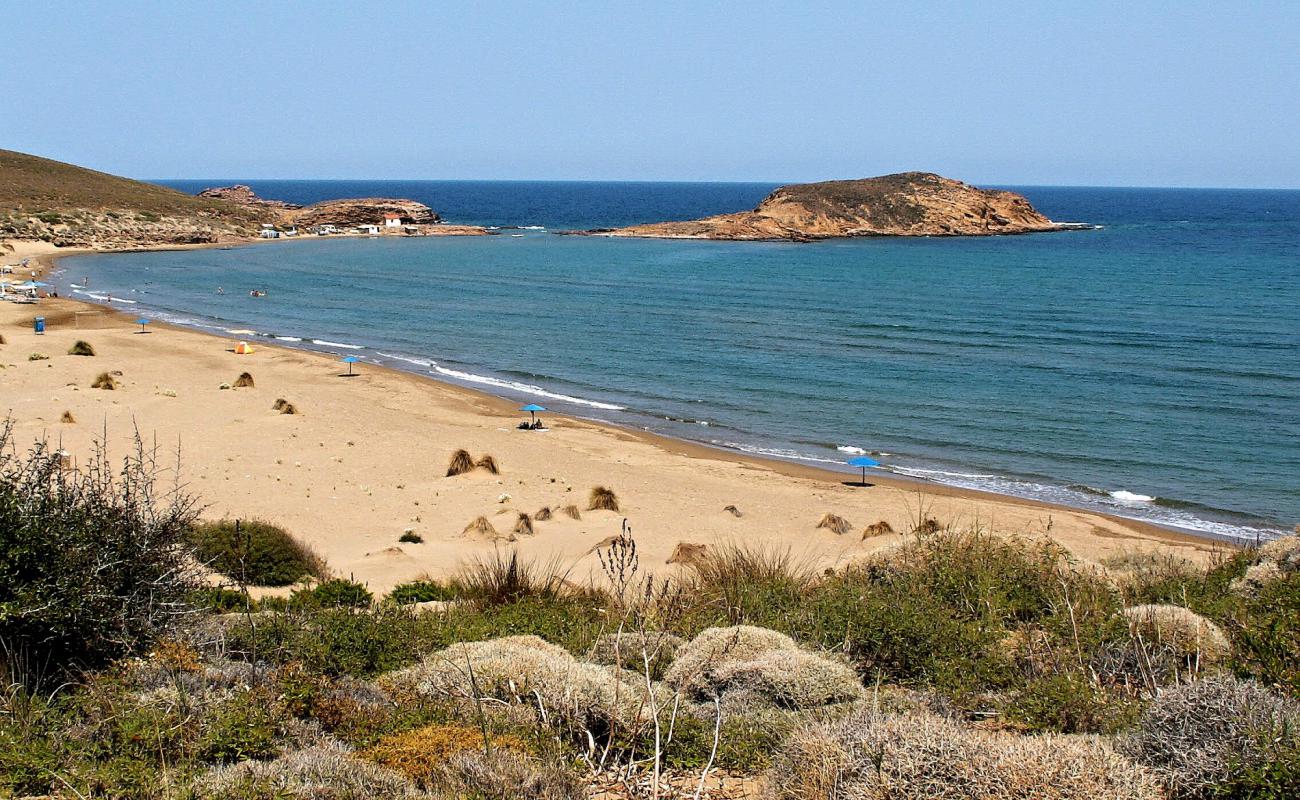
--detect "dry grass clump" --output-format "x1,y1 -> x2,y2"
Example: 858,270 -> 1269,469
587,485 -> 620,511
1119,674 -> 1300,798
666,541 -> 709,566
816,512 -> 851,535
1120,603 -> 1231,665
194,740 -> 424,800
588,630 -> 685,674
452,551 -> 573,605
914,517 -> 942,534
60,410 -> 76,424
474,454 -> 499,474
862,520 -> 894,538
67,339 -> 95,356
724,504 -> 743,517
359,723 -> 526,784
272,398 -> 298,414
534,506 -> 553,521
91,371 -> 117,390
771,709 -> 1161,800
233,371 -> 255,388
561,504 -> 581,520
446,448 -> 475,476
381,635 -> 659,733
665,625 -> 862,709
0,333 -> 5,345
513,512 -> 534,537
419,749 -> 584,800
463,515 -> 504,541
1232,531 -> 1300,594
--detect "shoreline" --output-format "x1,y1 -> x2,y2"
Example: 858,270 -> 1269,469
23,239 -> 1277,550
8,240 -> 1243,563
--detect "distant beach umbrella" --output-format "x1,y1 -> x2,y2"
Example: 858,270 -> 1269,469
135,318 -> 151,334
520,403 -> 546,426
847,455 -> 881,486
341,355 -> 360,377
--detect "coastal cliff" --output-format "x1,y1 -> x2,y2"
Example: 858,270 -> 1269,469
597,172 -> 1067,241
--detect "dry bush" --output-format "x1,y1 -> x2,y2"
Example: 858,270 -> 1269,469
1120,603 -> 1231,664
561,504 -> 581,520
194,740 -> 425,799
587,485 -> 620,512
463,515 -> 505,541
724,504 -> 743,517
862,520 -> 894,538
60,410 -> 75,423
665,625 -> 862,709
68,339 -> 95,356
91,371 -> 117,390
452,551 -> 573,604
1232,532 -> 1300,595
360,723 -> 526,784
0,333 -> 5,344
914,517 -> 942,534
272,398 -> 298,415
771,709 -> 1161,800
816,513 -> 851,535
513,512 -> 534,537
233,371 -> 255,388
666,541 -> 709,566
422,749 -> 584,800
446,449 -> 475,477
381,635 -> 660,734
1119,674 -> 1300,798
1259,530 -> 1300,565
534,506 -> 553,521
474,454 -> 500,474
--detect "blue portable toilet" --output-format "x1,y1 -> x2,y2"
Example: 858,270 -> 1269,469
34,316 -> 45,334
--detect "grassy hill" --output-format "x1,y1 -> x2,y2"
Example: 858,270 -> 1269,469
0,149 -> 260,247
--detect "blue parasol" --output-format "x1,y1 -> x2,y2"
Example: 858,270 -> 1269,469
341,355 -> 360,376
520,403 -> 546,426
847,455 -> 881,485
135,318 -> 151,334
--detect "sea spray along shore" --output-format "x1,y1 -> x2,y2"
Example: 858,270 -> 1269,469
54,178 -> 1300,542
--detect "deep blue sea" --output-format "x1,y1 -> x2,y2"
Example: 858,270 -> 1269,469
56,181 -> 1300,542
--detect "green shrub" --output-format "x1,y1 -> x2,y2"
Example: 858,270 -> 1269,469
199,691 -> 281,763
188,518 -> 326,587
1234,569 -> 1300,695
188,586 -> 252,613
389,579 -> 455,605
1006,671 -> 1138,734
0,425 -> 198,679
291,578 -> 373,610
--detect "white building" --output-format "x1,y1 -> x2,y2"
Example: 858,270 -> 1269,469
357,224 -> 379,235
259,224 -> 279,239
383,213 -> 403,228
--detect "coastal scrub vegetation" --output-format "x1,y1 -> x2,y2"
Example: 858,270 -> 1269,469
188,518 -> 328,587
2,429 -> 1299,798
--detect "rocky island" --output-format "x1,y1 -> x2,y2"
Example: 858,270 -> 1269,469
593,172 -> 1076,241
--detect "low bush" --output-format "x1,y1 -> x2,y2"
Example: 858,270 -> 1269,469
389,579 -> 456,605
398,530 -> 423,544
194,740 -> 423,800
587,485 -> 619,511
359,723 -> 526,784
291,578 -> 374,610
420,749 -> 583,800
68,339 -> 95,356
188,518 -> 327,586
1120,674 -> 1300,798
770,708 -> 1161,800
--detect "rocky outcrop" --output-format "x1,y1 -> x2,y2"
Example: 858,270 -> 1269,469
1,210 -> 255,248
288,198 -> 440,228
197,185 -> 301,210
596,172 -> 1071,241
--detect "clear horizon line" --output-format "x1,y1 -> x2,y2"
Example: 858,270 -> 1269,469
144,176 -> 1300,192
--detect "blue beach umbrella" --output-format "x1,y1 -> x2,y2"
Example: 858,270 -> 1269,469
340,355 -> 360,376
135,318 -> 151,334
847,455 -> 881,486
520,404 -> 545,426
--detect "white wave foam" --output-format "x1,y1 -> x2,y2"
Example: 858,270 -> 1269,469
889,466 -> 999,480
837,445 -> 867,455
1110,490 -> 1155,504
312,339 -> 364,350
519,225 -> 545,230
275,336 -> 303,342
715,441 -> 842,465
377,351 -> 435,368
431,366 -> 625,410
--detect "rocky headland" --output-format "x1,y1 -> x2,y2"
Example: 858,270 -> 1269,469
592,172 -> 1076,241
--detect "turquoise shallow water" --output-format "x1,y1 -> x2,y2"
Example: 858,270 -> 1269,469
58,183 -> 1300,541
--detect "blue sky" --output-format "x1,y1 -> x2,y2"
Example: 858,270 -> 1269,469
4,1 -> 1298,187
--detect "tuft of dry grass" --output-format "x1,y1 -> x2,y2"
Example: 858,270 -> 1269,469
587,485 -> 620,512
914,517 -> 942,534
463,515 -> 505,541
91,371 -> 117,390
513,513 -> 534,537
816,513 -> 851,535
667,542 -> 709,566
60,410 -> 76,424
67,339 -> 95,356
474,454 -> 500,474
359,723 -> 527,784
0,333 -> 5,345
862,520 -> 894,539
451,551 -> 576,605
561,504 -> 581,520
446,449 -> 475,477
233,371 -> 254,388
724,504 -> 743,517
194,741 -> 421,800
418,746 -> 585,799
1120,603 -> 1232,665
534,506 -> 553,521
272,398 -> 298,414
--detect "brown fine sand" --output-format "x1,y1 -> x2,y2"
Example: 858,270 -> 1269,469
0,241 -> 1227,593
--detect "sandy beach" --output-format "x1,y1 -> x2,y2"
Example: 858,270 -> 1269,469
1,241 -> 1227,593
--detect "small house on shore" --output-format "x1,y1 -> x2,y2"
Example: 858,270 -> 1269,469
357,224 -> 380,235
383,213 -> 402,228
